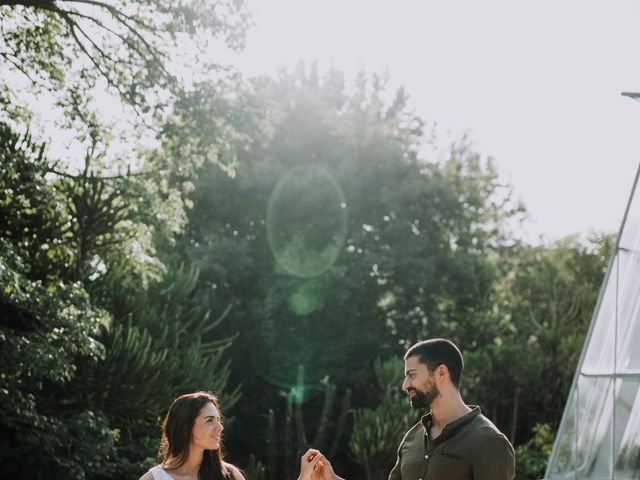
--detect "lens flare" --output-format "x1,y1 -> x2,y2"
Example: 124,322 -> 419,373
266,165 -> 347,278
287,278 -> 327,316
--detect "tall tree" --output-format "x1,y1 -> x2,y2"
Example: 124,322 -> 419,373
0,122 -> 115,478
155,65 -> 524,475
463,235 -> 610,445
0,117 -> 240,478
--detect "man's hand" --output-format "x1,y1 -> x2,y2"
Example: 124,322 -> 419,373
298,449 -> 323,480
298,449 -> 342,480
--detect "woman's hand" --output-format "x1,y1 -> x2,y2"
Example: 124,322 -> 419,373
298,449 -> 342,480
298,449 -> 323,480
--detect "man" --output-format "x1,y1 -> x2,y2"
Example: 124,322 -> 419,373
299,338 -> 515,480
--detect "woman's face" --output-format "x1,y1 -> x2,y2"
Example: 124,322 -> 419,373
191,402 -> 224,451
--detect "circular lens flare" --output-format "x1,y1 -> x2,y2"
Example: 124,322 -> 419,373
267,165 -> 347,278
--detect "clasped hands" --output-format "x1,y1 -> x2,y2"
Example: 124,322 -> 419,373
298,449 -> 342,480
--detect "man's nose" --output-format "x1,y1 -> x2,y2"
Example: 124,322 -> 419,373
402,378 -> 410,391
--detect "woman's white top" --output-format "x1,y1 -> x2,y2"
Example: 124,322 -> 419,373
149,466 -> 175,480
148,464 -> 240,480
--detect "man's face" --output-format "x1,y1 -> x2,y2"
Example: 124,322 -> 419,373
402,355 -> 440,409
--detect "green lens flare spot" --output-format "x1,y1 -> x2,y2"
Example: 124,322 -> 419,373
267,165 -> 347,278
290,385 -> 308,404
287,279 -> 327,316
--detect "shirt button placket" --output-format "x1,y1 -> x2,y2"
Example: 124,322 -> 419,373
420,452 -> 429,480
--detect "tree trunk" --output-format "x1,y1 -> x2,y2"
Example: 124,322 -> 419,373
510,386 -> 520,444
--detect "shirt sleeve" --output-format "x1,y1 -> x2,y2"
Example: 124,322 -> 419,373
387,443 -> 403,480
472,433 -> 516,480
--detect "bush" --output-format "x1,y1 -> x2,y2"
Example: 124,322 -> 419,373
515,423 -> 554,480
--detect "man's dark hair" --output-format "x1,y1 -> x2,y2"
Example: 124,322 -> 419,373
404,338 -> 464,388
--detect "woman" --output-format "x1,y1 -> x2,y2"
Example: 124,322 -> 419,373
140,391 -> 244,480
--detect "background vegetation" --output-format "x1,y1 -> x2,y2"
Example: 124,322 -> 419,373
0,2 -> 611,479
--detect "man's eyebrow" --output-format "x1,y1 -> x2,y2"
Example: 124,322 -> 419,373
405,368 -> 417,374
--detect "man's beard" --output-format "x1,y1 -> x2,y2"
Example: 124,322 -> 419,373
408,380 -> 439,409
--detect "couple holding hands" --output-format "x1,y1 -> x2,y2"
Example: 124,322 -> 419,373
299,448 -> 341,480
142,339 -> 515,480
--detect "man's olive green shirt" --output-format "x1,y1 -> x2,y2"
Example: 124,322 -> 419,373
388,406 -> 515,480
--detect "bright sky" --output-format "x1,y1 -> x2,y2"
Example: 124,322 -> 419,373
218,0 -> 640,242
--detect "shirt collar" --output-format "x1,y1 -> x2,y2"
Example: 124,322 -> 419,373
421,405 -> 481,440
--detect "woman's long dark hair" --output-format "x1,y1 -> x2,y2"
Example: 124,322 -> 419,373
158,391 -> 232,480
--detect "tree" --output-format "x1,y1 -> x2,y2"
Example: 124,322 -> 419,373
0,237 -> 118,479
463,235 -> 611,445
1,2 -> 256,475
0,0 -> 250,113
154,64 -> 524,476
350,359 -> 419,480
0,122 -> 115,478
0,119 -> 240,478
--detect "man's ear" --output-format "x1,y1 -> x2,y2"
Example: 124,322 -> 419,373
436,364 -> 449,383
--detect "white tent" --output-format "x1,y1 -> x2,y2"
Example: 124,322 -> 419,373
545,163 -> 640,479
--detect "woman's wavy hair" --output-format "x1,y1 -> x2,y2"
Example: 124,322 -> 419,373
158,391 -> 231,479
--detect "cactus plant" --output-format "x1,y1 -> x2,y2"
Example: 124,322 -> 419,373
349,358 -> 418,480
266,364 -> 351,480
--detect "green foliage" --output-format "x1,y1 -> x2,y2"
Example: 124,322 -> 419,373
167,65 -> 523,384
0,133 -> 116,477
156,74 -> 269,181
0,0 -> 251,112
0,9 -> 611,474
153,65 -> 541,475
243,454 -> 267,480
515,423 -> 554,480
463,236 -> 610,442
265,366 -> 351,480
616,443 -> 640,473
0,240 -> 115,480
0,118 -> 239,478
0,122 -> 72,278
86,264 -> 240,418
73,263 -> 240,478
349,359 -> 417,480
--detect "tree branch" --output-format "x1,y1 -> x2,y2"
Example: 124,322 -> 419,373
63,0 -> 158,32
0,51 -> 38,85
48,167 -> 150,180
64,6 -> 174,85
64,20 -> 143,114
63,9 -> 150,64
60,11 -> 117,67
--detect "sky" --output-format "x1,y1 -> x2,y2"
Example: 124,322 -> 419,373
215,0 -> 640,242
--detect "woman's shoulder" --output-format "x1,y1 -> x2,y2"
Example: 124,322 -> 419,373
139,465 -> 172,480
138,470 -> 155,480
224,462 -> 246,480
